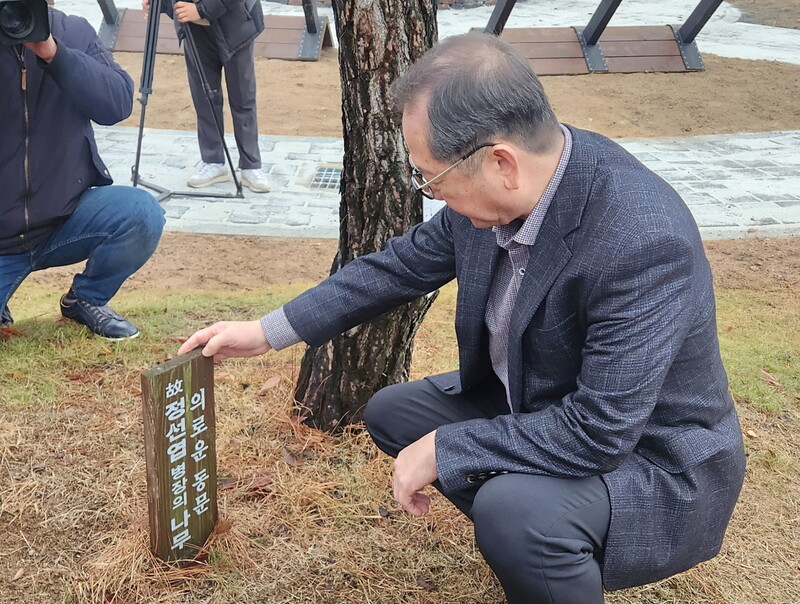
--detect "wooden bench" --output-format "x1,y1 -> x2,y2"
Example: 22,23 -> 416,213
97,0 -> 333,61
482,0 -> 723,75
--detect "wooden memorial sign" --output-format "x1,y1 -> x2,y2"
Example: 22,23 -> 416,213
141,348 -> 217,562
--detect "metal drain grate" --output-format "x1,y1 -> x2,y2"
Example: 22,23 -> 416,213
309,166 -> 341,190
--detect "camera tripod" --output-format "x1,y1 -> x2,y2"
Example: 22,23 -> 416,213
131,0 -> 243,201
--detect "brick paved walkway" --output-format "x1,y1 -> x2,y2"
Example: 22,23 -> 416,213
97,126 -> 800,240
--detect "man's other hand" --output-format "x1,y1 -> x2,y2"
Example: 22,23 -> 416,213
178,320 -> 272,362
24,36 -> 57,63
393,430 -> 438,516
174,1 -> 201,23
141,0 -> 149,17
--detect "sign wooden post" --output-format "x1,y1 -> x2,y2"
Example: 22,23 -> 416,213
141,348 -> 217,563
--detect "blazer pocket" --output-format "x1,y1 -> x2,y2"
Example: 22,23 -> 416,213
525,312 -> 582,360
637,427 -> 733,474
522,313 -> 583,398
425,371 -> 462,395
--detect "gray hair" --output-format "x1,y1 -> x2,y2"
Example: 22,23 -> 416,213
391,33 -> 561,168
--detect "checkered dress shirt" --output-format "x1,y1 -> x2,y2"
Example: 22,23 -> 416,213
486,125 -> 572,409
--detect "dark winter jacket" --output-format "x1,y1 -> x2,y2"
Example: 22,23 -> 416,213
170,0 -> 264,64
0,9 -> 134,255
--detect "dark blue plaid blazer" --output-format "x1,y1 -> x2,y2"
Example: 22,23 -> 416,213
284,126 -> 746,590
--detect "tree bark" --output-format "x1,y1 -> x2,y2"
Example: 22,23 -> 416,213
294,0 -> 439,432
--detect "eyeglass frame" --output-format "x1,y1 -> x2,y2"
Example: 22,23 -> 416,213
408,142 -> 497,199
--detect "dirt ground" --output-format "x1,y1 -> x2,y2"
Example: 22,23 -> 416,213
97,40 -> 800,293
114,51 -> 800,140
25,232 -> 799,303
727,0 -> 800,29
6,14 -> 800,601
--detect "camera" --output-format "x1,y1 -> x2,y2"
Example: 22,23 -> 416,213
0,0 -> 49,46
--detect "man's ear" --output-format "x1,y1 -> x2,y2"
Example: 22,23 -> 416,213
489,145 -> 520,191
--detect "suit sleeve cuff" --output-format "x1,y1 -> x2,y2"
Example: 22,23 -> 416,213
434,423 -> 466,493
260,306 -> 303,351
435,419 -> 510,493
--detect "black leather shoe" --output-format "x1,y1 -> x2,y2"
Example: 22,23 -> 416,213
1,305 -> 12,326
60,290 -> 139,341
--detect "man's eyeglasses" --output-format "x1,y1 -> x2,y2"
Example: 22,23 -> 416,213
409,142 -> 496,199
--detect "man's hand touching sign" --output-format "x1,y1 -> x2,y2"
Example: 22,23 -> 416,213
178,320 -> 272,362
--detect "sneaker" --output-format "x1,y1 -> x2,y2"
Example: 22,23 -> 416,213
60,290 -> 139,341
187,162 -> 231,188
241,168 -> 271,193
1,305 -> 12,326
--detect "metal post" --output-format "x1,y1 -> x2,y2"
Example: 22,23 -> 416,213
302,0 -> 320,35
95,0 -> 119,26
582,0 -> 623,46
678,0 -> 723,44
483,0 -> 517,36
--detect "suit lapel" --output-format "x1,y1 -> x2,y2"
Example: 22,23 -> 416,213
506,219 -> 572,409
455,226 -> 500,387
506,126 -> 596,410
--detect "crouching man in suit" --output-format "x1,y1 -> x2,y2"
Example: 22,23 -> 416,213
179,33 -> 746,603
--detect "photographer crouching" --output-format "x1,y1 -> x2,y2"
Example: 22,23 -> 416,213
0,0 -> 165,340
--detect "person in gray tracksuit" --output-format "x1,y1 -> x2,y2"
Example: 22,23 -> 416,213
147,0 -> 271,192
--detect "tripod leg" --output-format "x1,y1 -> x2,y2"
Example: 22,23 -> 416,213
132,4 -> 163,187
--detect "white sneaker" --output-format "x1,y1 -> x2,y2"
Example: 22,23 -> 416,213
187,162 -> 231,188
241,168 -> 271,193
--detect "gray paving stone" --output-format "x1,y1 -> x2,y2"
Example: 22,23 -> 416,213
727,159 -> 780,169
681,192 -> 724,206
771,206 -> 800,224
269,164 -> 301,177
160,156 -> 191,169
753,192 -> 800,203
273,142 -> 312,154
655,170 -> 702,183
176,204 -> 233,222
285,214 -> 312,227
719,195 -> 767,205
311,142 -> 346,154
164,206 -> 190,219
229,209 -> 270,224
758,167 -> 800,178
748,217 -> 781,226
643,152 -> 700,163
86,125 -> 799,240
306,196 -> 340,208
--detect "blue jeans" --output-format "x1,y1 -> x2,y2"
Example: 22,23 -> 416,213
0,186 -> 165,310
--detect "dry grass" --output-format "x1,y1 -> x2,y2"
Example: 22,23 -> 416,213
1,238 -> 799,603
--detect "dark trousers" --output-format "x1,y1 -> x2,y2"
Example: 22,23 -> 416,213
184,23 -> 261,169
364,379 -> 611,604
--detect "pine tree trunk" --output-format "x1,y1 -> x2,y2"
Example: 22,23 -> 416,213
294,0 -> 439,432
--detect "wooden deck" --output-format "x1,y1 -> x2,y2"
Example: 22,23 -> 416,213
108,9 -> 333,61
499,25 -> 693,75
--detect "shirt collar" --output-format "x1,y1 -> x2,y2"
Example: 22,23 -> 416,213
494,124 -> 573,249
